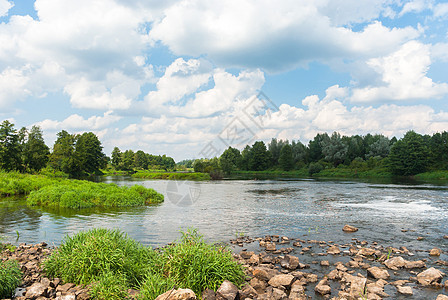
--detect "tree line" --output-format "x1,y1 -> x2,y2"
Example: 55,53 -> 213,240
0,120 -> 176,177
188,131 -> 448,177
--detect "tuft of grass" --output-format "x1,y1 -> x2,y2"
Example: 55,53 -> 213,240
89,271 -> 130,300
0,260 -> 22,299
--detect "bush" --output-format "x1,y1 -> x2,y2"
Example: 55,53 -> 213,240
0,260 -> 22,298
308,162 -> 323,176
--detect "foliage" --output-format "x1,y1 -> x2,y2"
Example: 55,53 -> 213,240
388,131 -> 429,176
321,132 -> 348,166
219,147 -> 241,174
308,162 -> 324,176
23,125 -> 50,172
133,171 -> 210,181
0,120 -> 22,172
248,141 -> 271,171
27,181 -> 164,208
0,171 -> 63,196
278,144 -> 294,171
0,260 -> 22,299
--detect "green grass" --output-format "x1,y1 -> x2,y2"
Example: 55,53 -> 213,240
0,260 -> 22,298
414,170 -> 448,180
43,228 -> 245,300
27,181 -> 163,209
133,171 -> 210,181
0,171 -> 64,196
314,167 -> 393,178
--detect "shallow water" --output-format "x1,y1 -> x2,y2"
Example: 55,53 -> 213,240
0,177 -> 447,252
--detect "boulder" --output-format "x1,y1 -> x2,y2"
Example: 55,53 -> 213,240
358,248 -> 376,256
252,267 -> 279,282
417,267 -> 445,286
280,255 -> 300,270
405,260 -> 426,269
327,245 -> 341,255
216,280 -> 238,300
202,288 -> 216,300
367,267 -> 390,280
249,277 -> 267,294
436,295 -> 448,300
397,286 -> 413,295
239,284 -> 257,299
384,256 -> 406,270
315,278 -> 331,295
25,282 -> 47,299
343,224 -> 358,232
343,273 -> 367,299
268,274 -> 294,288
156,289 -> 196,300
265,242 -> 276,251
430,248 -> 442,256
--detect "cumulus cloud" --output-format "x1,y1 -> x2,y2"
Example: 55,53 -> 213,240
149,0 -> 419,72
434,2 -> 448,18
0,67 -> 30,110
37,111 -> 121,132
399,0 -> 433,17
0,0 -> 12,17
350,41 -> 448,102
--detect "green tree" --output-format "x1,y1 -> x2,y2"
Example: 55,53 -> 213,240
249,141 -> 271,171
307,133 -> 329,162
75,132 -> 105,175
121,150 -> 135,171
134,150 -> 148,169
388,131 -> 429,176
161,155 -> 175,171
321,132 -> 348,166
278,144 -> 294,171
23,126 -> 50,172
428,132 -> 448,169
49,130 -> 78,175
367,135 -> 390,158
111,147 -> 122,169
219,147 -> 241,174
238,145 -> 252,171
0,120 -> 21,171
291,140 -> 306,166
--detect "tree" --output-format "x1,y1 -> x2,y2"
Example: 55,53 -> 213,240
367,135 -> 390,158
308,133 -> 329,162
121,150 -> 135,171
0,120 -> 21,171
388,131 -> 429,176
23,126 -> 50,172
321,132 -> 348,166
75,132 -> 105,174
49,130 -> 78,175
161,155 -> 175,170
111,147 -> 122,169
134,150 -> 148,169
249,141 -> 271,171
291,140 -> 306,166
238,145 -> 252,171
279,144 -> 294,171
268,138 -> 288,166
219,147 -> 241,174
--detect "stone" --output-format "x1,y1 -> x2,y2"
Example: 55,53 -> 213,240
444,235 -> 448,239
265,242 -> 276,251
268,274 -> 294,288
391,280 -> 409,286
343,224 -> 358,232
240,251 -> 255,259
280,255 -> 300,270
320,260 -> 330,266
358,248 -> 376,256
405,260 -> 426,269
368,267 -> 390,280
202,288 -> 216,300
430,248 -> 442,256
327,245 -> 341,255
271,288 -> 287,300
417,267 -> 445,286
239,284 -> 257,299
249,277 -> 267,294
155,289 -> 196,300
343,274 -> 367,299
315,278 -> 331,295
56,283 -> 75,293
417,236 -> 424,241
216,280 -> 238,300
25,282 -> 47,299
55,294 -> 76,300
248,254 -> 260,265
397,286 -> 413,295
384,256 -> 406,270
437,295 -> 448,300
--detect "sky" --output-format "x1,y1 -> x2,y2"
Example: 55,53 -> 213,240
1,0 -> 448,161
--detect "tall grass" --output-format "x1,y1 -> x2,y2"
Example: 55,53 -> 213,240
133,171 -> 210,181
27,182 -> 163,208
0,171 -> 63,196
43,228 -> 245,300
0,260 -> 22,298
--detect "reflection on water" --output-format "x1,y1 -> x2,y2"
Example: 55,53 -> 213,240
0,177 -> 447,251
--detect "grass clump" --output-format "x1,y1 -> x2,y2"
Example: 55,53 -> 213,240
44,228 -> 245,300
0,260 -> 22,298
27,181 -> 164,208
0,171 -> 63,196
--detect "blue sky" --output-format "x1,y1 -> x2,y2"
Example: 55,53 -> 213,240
1,0 -> 448,160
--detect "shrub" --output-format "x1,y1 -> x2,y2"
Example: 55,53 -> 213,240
0,260 -> 22,298
308,162 -> 323,176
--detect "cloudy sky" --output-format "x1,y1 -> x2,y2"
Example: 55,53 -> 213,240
1,0 -> 448,160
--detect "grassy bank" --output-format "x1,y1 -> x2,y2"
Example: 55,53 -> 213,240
44,228 -> 245,300
414,170 -> 448,180
132,171 -> 210,181
0,260 -> 21,299
0,171 -> 64,196
314,167 -> 393,179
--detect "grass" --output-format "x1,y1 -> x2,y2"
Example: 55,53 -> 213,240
0,171 -> 64,196
414,170 -> 448,180
133,171 -> 211,181
43,228 -> 245,300
0,260 -> 22,298
27,181 -> 164,209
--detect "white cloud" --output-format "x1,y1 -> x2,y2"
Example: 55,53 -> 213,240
432,42 -> 448,62
150,0 -> 419,72
434,2 -> 448,18
350,41 -> 448,102
399,0 -> 433,17
0,0 -> 12,17
37,111 -> 121,131
0,67 -> 30,109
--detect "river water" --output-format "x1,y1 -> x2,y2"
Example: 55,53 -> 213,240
0,176 -> 447,251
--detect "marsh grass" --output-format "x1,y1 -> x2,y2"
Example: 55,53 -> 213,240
44,228 -> 245,300
0,260 -> 22,298
0,171 -> 63,196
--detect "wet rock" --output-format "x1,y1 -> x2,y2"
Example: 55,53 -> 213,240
155,288 -> 196,300
444,235 -> 448,239
437,295 -> 448,300
202,288 -> 216,300
315,278 -> 331,295
216,280 -> 238,300
417,267 -> 445,286
405,260 -> 426,269
25,282 -> 48,299
342,273 -> 367,299
384,256 -> 406,270
268,274 -> 294,288
368,266 -> 390,280
240,251 -> 255,259
252,267 -> 279,281
397,285 -> 413,295
417,236 -> 424,241
56,283 -> 75,293
239,284 -> 257,299
430,248 -> 442,256
280,255 -> 300,270
391,280 -> 409,286
320,260 -> 330,267
358,248 -> 376,256
343,224 -> 358,232
327,245 -> 341,255
265,242 -> 276,251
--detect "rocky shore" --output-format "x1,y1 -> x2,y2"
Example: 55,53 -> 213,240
1,226 -> 448,300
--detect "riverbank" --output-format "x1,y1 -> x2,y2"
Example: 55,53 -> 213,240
132,171 -> 210,181
2,228 -> 448,299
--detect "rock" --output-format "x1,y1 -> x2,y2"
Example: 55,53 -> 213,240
248,254 -> 260,265
367,267 -> 390,280
25,282 -> 47,299
358,248 -> 376,256
391,280 -> 409,286
437,295 -> 448,300
384,256 -> 406,270
265,242 -> 276,251
56,283 -> 75,293
156,289 -> 196,300
343,273 -> 367,299
202,288 -> 216,300
270,287 -> 287,300
417,267 -> 445,286
320,260 -> 330,266
397,286 -> 413,295
240,251 -> 255,259
417,236 -> 424,241
216,280 -> 238,300
405,260 -> 426,269
268,274 -> 294,288
430,248 -> 442,256
55,294 -> 76,300
327,245 -> 341,255
280,255 -> 300,270
343,224 -> 358,232
315,278 -> 331,295
444,235 -> 448,239
252,267 -> 279,282
239,284 -> 257,299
